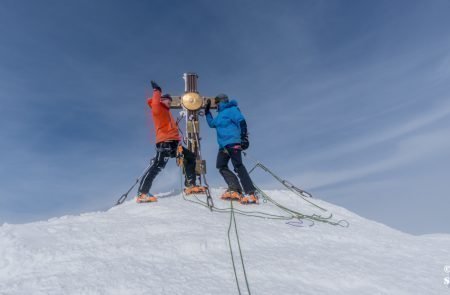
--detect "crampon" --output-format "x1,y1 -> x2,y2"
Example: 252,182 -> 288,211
240,193 -> 259,205
184,186 -> 207,195
136,193 -> 158,203
221,190 -> 243,201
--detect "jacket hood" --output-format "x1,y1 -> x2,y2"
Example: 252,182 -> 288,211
218,100 -> 238,112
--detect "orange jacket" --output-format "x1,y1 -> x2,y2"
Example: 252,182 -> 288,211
147,90 -> 180,143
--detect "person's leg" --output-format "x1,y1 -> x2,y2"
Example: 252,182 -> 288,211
181,146 -> 209,194
216,148 -> 242,193
138,142 -> 170,195
182,146 -> 196,187
227,146 -> 256,195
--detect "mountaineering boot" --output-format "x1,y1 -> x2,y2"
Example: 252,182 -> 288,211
136,193 -> 158,203
240,192 -> 259,205
184,185 -> 207,195
221,190 -> 243,201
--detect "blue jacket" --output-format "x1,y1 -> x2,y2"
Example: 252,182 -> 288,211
206,100 -> 245,148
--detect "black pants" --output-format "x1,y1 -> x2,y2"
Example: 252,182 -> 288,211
138,141 -> 196,195
216,145 -> 256,194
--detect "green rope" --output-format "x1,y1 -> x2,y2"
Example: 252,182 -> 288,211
227,200 -> 253,295
254,183 -> 349,227
180,176 -> 348,227
180,162 -> 253,294
227,202 -> 241,294
247,160 -> 327,212
229,200 -> 252,294
179,161 -> 346,226
177,154 -> 349,295
242,153 -> 350,227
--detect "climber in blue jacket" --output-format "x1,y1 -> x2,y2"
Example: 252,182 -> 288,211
205,93 -> 258,204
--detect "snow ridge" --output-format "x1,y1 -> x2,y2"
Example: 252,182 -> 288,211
0,189 -> 449,295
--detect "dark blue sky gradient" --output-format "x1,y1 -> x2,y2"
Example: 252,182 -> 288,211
1,0 -> 450,234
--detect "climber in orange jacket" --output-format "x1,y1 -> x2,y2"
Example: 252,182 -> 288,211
136,80 -> 204,203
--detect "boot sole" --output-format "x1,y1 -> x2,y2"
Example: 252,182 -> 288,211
136,199 -> 157,203
240,199 -> 259,205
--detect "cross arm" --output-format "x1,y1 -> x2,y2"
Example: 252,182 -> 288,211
169,96 -> 219,110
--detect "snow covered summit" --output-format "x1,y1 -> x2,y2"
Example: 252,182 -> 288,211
0,189 -> 449,295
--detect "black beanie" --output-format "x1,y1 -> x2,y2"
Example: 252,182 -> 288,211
161,94 -> 173,101
214,93 -> 229,102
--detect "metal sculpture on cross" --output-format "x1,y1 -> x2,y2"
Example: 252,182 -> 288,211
169,72 -> 216,208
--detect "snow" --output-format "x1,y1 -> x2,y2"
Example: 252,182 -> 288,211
1,189 -> 449,295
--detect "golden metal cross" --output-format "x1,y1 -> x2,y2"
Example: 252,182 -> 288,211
168,73 -> 216,180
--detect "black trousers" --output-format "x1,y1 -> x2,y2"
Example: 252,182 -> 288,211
138,141 -> 196,195
216,145 -> 256,194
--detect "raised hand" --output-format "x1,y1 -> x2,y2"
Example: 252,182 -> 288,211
205,99 -> 211,114
151,80 -> 162,92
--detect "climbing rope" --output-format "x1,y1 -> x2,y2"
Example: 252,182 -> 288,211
178,153 -> 349,295
116,108 -> 349,293
228,200 -> 252,295
114,163 -> 152,206
244,152 -> 327,212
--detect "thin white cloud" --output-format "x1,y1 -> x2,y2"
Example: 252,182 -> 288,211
304,99 -> 450,164
294,126 -> 450,189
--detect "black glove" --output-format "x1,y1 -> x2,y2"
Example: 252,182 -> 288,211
205,99 -> 211,114
239,119 -> 249,150
151,80 -> 162,92
241,134 -> 249,150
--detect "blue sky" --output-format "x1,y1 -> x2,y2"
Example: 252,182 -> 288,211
1,0 -> 449,234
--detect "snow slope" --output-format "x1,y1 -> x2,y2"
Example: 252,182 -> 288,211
1,189 -> 449,295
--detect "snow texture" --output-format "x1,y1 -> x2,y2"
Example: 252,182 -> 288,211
1,189 -> 449,295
